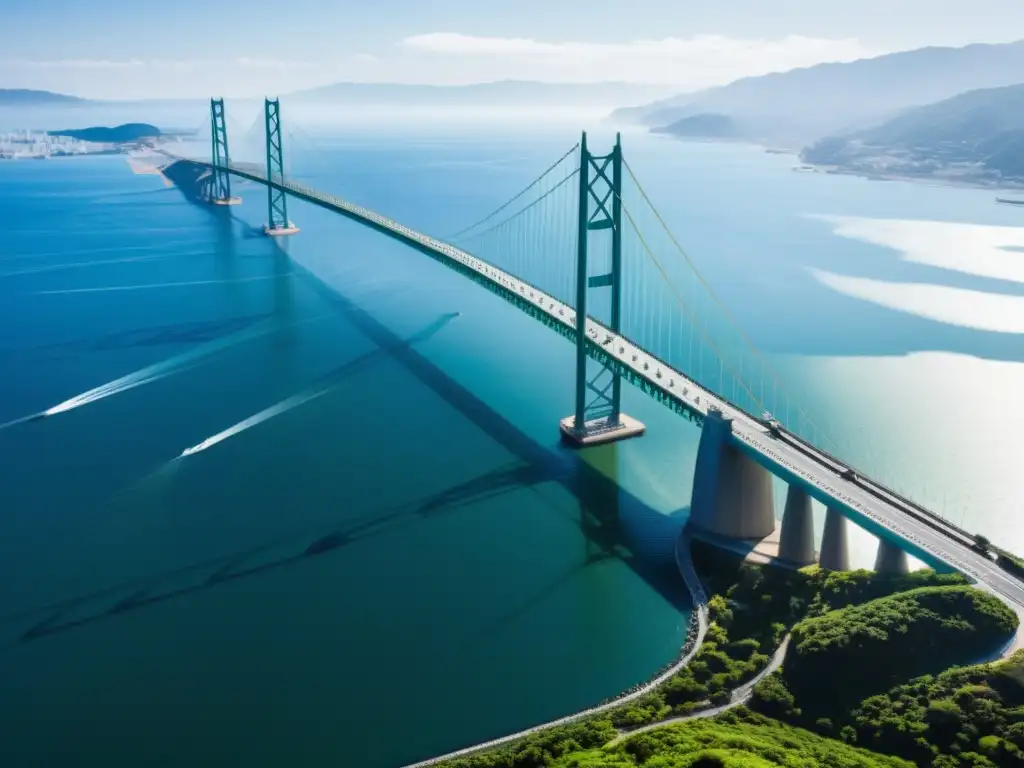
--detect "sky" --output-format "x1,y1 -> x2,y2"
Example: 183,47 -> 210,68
3,0 -> 1024,99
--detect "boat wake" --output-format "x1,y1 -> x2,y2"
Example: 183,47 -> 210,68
36,275 -> 284,295
0,315 -> 323,430
180,385 -> 334,457
0,255 -> 165,278
43,361 -> 206,417
179,311 -> 460,457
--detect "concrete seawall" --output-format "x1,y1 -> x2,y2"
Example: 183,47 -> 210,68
401,528 -> 710,768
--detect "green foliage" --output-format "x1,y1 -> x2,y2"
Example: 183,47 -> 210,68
551,710 -> 912,767
610,692 -> 671,729
755,649 -> 1024,767
437,545 -> 995,768
784,585 -> 1017,716
750,673 -> 797,720
438,719 -> 618,768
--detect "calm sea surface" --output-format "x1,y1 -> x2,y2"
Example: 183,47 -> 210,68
1,107 -> 1022,767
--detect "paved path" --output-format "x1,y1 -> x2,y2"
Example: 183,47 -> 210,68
608,635 -> 791,746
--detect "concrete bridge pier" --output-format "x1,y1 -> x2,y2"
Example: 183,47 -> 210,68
874,539 -> 910,575
778,486 -> 815,566
819,507 -> 851,571
690,408 -> 775,539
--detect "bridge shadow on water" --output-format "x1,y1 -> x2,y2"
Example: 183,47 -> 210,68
293,258 -> 691,605
0,174 -> 691,647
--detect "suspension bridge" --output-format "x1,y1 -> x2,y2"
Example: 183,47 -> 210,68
158,98 -> 1024,610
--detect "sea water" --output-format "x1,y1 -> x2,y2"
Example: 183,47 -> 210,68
0,110 -> 1022,767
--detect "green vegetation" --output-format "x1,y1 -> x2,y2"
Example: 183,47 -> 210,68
436,719 -> 619,768
433,544 -> 977,768
753,651 -> 1024,767
606,544 -> 965,729
782,586 -> 1017,717
441,710 -> 912,767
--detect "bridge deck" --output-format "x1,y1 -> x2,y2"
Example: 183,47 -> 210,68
171,158 -> 1024,609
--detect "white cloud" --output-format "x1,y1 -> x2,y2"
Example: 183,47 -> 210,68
13,59 -> 147,69
236,58 -> 316,70
0,33 -> 884,99
397,32 -> 879,85
8,58 -> 314,72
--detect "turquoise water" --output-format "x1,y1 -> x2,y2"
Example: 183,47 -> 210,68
1,114 -> 1023,767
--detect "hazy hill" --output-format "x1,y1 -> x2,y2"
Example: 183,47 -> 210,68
610,40 -> 1024,145
652,113 -> 741,139
801,83 -> 1024,184
290,80 -> 674,108
49,123 -> 161,143
0,89 -> 89,106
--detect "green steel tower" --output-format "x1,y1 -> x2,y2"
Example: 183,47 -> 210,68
208,98 -> 234,203
562,132 -> 643,446
263,98 -> 296,235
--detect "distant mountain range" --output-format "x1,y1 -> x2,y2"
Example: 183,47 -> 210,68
0,89 -> 89,106
801,83 -> 1024,185
289,80 -> 675,108
610,40 -> 1024,147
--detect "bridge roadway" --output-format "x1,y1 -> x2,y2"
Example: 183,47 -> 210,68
174,158 -> 1024,612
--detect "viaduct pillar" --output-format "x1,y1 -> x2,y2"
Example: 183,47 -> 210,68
689,407 -> 775,538
778,485 -> 815,565
874,539 -> 910,575
819,506 -> 851,571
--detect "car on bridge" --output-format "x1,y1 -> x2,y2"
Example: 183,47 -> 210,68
760,411 -> 783,438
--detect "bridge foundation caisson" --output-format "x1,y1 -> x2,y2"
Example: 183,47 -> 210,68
778,485 -> 815,566
263,98 -> 299,236
819,506 -> 851,571
207,98 -> 241,206
874,538 -> 910,574
560,131 -> 644,447
689,407 -> 775,539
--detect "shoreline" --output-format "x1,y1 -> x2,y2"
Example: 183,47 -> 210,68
400,527 -> 710,768
797,162 -> 1024,193
651,133 -> 1024,194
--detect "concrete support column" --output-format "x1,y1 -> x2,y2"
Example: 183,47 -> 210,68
690,408 -> 775,539
778,485 -> 815,565
874,539 -> 910,575
819,506 -> 851,571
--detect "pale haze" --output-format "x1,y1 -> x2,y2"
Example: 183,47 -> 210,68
2,0 -> 1024,98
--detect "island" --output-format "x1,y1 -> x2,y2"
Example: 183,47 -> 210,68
48,123 -> 161,144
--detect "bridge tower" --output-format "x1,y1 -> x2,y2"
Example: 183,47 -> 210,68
560,132 -> 644,447
208,98 -> 240,205
263,98 -> 299,236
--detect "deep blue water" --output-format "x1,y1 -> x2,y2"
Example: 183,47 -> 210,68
1,112 -> 1023,767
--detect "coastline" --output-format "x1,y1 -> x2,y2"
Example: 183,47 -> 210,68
650,133 -> 1024,194
400,527 -> 710,768
795,162 -> 1024,193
